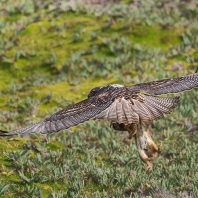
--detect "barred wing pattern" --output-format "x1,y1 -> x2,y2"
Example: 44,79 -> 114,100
134,73 -> 198,95
0,96 -> 113,136
131,95 -> 180,123
94,94 -> 180,124
0,72 -> 197,136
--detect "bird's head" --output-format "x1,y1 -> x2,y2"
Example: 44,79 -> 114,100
88,84 -> 124,98
88,86 -> 104,98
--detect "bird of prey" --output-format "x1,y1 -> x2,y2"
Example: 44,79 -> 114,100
0,73 -> 198,171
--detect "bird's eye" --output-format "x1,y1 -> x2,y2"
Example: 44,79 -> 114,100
88,86 -> 103,98
88,91 -> 95,98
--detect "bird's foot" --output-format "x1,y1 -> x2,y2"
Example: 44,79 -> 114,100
125,124 -> 138,139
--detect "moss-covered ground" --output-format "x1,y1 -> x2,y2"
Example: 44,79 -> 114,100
0,0 -> 198,197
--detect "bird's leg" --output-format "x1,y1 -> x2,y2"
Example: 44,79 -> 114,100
124,124 -> 138,139
134,121 -> 161,171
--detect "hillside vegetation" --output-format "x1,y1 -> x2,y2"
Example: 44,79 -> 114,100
0,0 -> 198,197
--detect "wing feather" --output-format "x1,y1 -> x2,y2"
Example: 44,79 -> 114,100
0,95 -> 113,136
131,95 -> 180,123
132,99 -> 154,121
134,73 -> 198,95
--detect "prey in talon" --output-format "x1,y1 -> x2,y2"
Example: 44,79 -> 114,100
112,121 -> 160,171
1,73 -> 198,170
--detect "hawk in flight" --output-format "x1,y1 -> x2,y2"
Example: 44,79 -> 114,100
0,73 -> 198,171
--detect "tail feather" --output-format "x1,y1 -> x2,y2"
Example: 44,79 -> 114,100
132,95 -> 180,123
116,101 -> 127,124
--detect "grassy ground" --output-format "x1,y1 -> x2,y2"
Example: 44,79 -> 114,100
0,0 -> 198,197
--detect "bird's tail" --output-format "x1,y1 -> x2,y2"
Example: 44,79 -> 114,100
131,95 -> 180,123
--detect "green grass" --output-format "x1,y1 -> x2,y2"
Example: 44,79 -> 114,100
0,0 -> 198,197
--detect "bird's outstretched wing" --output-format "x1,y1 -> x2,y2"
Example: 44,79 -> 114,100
0,95 -> 113,136
0,91 -> 179,136
134,73 -> 198,95
1,73 -> 196,136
